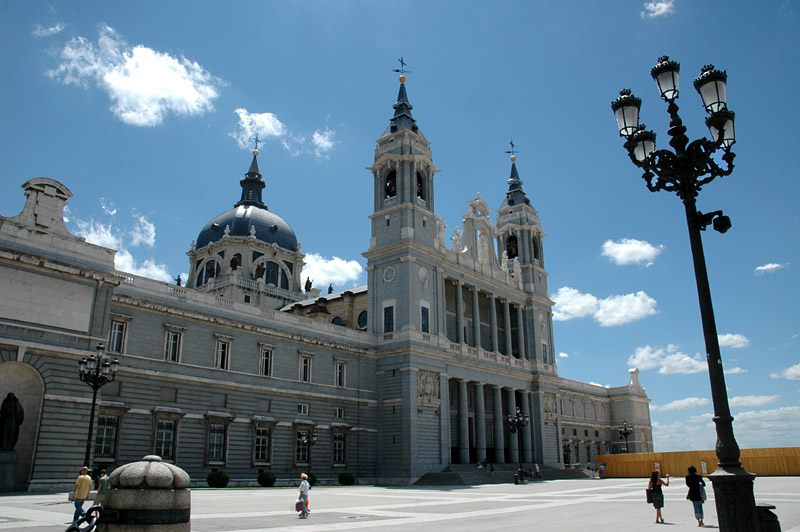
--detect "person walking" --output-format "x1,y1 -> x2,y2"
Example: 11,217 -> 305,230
648,470 -> 670,523
71,467 -> 93,523
685,465 -> 706,527
94,469 -> 110,506
298,473 -> 310,518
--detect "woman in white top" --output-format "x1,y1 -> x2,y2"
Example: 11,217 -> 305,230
298,473 -> 310,518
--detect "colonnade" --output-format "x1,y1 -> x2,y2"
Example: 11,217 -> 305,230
450,379 -> 537,465
447,279 -> 528,360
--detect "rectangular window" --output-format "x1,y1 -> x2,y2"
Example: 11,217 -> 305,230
109,321 -> 126,354
208,424 -> 226,462
261,348 -> 273,377
94,416 -> 118,459
421,306 -> 430,333
297,403 -> 309,415
333,432 -> 346,464
335,360 -> 346,388
215,340 -> 230,370
165,331 -> 182,362
383,306 -> 394,333
542,343 -> 548,364
296,431 -> 310,464
334,407 -> 344,419
155,419 -> 176,460
254,426 -> 271,463
300,355 -> 311,382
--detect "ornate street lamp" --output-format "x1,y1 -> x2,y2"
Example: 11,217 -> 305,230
612,56 -> 760,531
300,430 -> 318,472
78,343 -> 119,468
618,420 -> 633,454
507,406 -> 528,484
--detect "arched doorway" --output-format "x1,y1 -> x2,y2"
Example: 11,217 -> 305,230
0,360 -> 45,491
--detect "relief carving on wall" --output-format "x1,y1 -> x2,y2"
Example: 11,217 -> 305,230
417,370 -> 440,406
544,392 -> 558,421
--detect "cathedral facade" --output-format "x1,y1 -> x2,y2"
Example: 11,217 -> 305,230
0,77 -> 652,490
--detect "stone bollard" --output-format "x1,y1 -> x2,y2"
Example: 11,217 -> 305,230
97,455 -> 190,532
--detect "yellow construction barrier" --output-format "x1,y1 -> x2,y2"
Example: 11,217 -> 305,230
597,447 -> 800,478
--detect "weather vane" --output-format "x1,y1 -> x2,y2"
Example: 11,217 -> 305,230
505,139 -> 519,159
252,134 -> 261,153
393,56 -> 411,77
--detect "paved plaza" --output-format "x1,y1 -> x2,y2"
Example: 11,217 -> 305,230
1,477 -> 798,531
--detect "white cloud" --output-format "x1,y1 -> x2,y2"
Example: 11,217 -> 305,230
231,108 -> 287,149
552,286 -> 656,326
552,286 -> 598,321
302,253 -> 363,289
641,0 -> 675,18
47,24 -> 221,126
771,362 -> 800,380
724,366 -> 748,375
628,344 -> 706,374
311,128 -> 336,158
755,262 -> 790,275
652,397 -> 709,412
588,382 -> 609,388
595,291 -> 658,326
129,215 -> 156,247
100,197 -> 117,216
32,22 -> 66,38
601,238 -> 664,266
729,395 -> 779,408
72,216 -> 172,282
718,333 -> 750,349
558,352 -> 570,358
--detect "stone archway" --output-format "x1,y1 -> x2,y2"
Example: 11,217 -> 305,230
0,360 -> 45,491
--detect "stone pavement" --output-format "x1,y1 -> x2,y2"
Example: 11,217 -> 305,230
1,477 -> 798,531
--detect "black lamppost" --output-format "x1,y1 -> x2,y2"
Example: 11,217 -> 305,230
618,420 -> 633,454
507,406 -> 528,484
78,343 -> 119,468
612,56 -> 759,531
301,430 -> 318,473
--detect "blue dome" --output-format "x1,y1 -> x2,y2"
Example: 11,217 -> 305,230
196,204 -> 298,251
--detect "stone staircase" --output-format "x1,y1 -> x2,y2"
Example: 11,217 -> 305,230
413,464 -> 595,486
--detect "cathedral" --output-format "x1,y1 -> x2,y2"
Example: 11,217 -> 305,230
0,74 -> 652,490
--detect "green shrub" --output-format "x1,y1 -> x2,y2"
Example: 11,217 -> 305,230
338,472 -> 355,486
308,472 -> 318,486
207,470 -> 230,488
258,471 -> 276,487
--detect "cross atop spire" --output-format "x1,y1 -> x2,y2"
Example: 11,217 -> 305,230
505,138 -> 519,161
252,134 -> 261,154
393,55 -> 411,78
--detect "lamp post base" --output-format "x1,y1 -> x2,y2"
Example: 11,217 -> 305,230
708,464 -> 759,532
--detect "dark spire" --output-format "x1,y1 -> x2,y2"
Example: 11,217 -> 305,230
388,58 -> 419,134
236,149 -> 267,208
504,157 -> 531,207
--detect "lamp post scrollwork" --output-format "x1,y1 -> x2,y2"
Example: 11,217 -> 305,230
78,343 -> 119,468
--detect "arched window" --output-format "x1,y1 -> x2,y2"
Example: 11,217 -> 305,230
265,261 -> 280,286
332,316 -> 344,326
385,170 -> 397,199
416,171 -> 425,200
506,235 -> 519,259
196,260 -> 219,286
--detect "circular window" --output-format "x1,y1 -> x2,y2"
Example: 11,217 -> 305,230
332,316 -> 344,326
383,266 -> 395,283
357,310 -> 368,329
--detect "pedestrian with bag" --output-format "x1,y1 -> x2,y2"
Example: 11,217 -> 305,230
647,470 -> 669,523
297,473 -> 310,518
685,465 -> 706,527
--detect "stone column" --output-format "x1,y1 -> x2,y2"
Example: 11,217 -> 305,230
520,391 -> 533,463
474,383 -> 486,462
493,386 -> 505,464
506,389 -> 519,464
489,295 -> 499,354
439,375 -> 451,465
471,288 -> 481,349
516,305 -> 526,360
456,282 -> 465,344
458,380 -> 470,464
503,300 -> 513,357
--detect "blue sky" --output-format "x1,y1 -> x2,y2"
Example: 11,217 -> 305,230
1,1 -> 798,453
